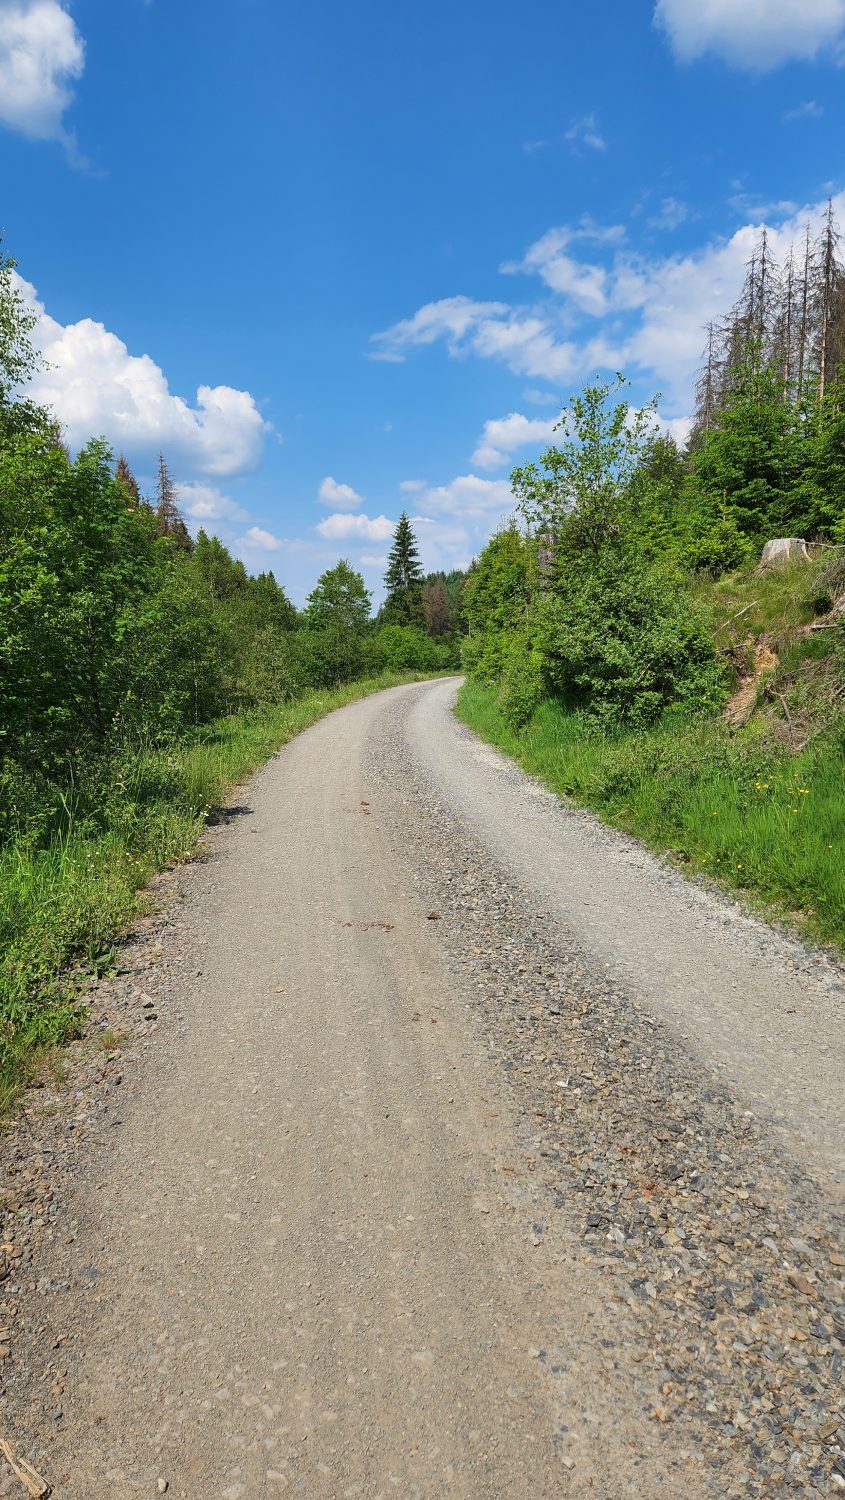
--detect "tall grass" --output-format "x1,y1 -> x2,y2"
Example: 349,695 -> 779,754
0,672 -> 439,1107
457,680 -> 845,951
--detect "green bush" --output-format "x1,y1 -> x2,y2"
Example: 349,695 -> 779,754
369,624 -> 459,674
499,632 -> 545,729
539,551 -> 724,728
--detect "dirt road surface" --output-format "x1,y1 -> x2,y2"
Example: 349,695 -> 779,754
2,679 -> 844,1499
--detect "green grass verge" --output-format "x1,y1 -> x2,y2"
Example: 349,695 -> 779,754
456,679 -> 845,952
0,672 -> 442,1107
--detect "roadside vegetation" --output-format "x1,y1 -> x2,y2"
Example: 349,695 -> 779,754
0,246 -> 463,1102
5,207 -> 845,1098
457,215 -> 845,950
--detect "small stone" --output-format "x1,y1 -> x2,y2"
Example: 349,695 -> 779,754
157,1482 -> 169,1495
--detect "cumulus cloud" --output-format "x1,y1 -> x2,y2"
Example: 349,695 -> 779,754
373,298 -> 585,384
0,0 -> 84,149
472,412 -> 558,470
178,483 -> 250,526
654,0 -> 845,68
238,526 -> 285,552
315,512 -> 395,542
16,273 -> 270,476
317,475 -> 363,509
415,474 -> 515,521
372,195 -> 845,423
399,478 -> 426,493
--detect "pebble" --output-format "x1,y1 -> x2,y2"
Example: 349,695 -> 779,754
368,692 -> 845,1499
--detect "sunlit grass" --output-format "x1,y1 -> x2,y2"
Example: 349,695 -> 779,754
456,680 -> 845,951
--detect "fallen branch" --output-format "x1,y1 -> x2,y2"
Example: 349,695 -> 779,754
716,600 -> 758,633
0,1442 -> 51,1498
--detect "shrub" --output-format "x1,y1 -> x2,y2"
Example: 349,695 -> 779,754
370,625 -> 459,674
499,633 -> 544,729
539,551 -> 724,728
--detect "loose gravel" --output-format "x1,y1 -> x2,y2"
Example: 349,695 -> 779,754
0,680 -> 843,1498
367,683 -> 845,1500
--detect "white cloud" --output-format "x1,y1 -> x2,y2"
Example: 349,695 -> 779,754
522,387 -> 560,406
647,196 -> 690,231
359,553 -> 388,568
564,114 -> 606,151
399,478 -> 426,493
317,475 -> 363,509
505,228 -> 611,315
472,412 -> 558,470
657,413 -> 694,447
0,0 -> 83,147
238,526 -> 285,552
370,295 -> 510,363
728,192 -> 798,219
178,483 -> 249,525
315,511 -> 395,542
783,100 -> 824,121
16,273 -> 270,476
372,195 -> 845,421
416,474 -> 514,521
373,298 -> 586,384
410,515 -> 473,571
654,0 -> 845,68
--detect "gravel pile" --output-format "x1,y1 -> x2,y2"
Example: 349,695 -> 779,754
367,688 -> 845,1499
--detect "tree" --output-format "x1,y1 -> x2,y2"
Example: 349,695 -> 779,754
689,359 -> 803,541
154,452 -> 191,549
0,243 -> 48,441
813,200 -> 845,403
422,575 -> 451,637
383,512 -> 423,624
512,376 -> 659,561
305,559 -> 371,632
115,454 -> 140,509
192,530 -> 248,600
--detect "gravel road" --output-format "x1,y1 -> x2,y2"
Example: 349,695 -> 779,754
1,678 -> 844,1499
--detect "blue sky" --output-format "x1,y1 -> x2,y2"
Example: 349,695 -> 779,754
2,0 -> 845,602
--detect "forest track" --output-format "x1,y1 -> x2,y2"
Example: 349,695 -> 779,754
1,677 -> 844,1499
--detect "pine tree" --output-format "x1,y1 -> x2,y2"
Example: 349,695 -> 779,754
692,322 -> 722,440
383,512 -> 424,624
813,201 -> 845,403
796,226 -> 812,404
154,452 -> 192,550
115,454 -> 140,509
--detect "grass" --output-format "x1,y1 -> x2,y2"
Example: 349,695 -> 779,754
0,671 -> 443,1109
456,679 -> 845,953
697,556 -> 828,649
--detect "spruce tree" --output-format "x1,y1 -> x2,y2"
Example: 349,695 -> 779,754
115,454 -> 140,509
383,512 -> 423,624
154,452 -> 192,550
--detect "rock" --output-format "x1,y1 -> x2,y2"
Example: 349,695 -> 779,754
758,538 -> 810,570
